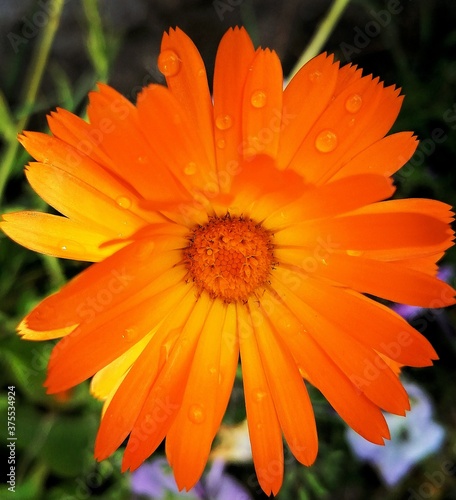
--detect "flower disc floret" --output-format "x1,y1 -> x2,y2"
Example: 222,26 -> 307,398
184,215 -> 275,302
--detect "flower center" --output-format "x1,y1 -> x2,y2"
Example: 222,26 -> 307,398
184,215 -> 276,303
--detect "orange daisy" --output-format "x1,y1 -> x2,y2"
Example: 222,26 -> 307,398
2,27 -> 455,495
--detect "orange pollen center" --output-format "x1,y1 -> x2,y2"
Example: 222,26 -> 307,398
184,215 -> 276,303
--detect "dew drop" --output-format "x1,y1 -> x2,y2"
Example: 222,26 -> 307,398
184,161 -> 197,175
250,90 -> 267,108
215,114 -> 233,130
346,249 -> 363,257
116,196 -> 132,209
197,68 -> 206,78
137,156 -> 148,164
217,138 -> 226,149
253,390 -> 267,403
188,403 -> 205,424
279,314 -> 301,334
315,130 -> 338,153
309,70 -> 322,82
157,49 -> 181,77
58,240 -> 84,254
256,422 -> 263,430
345,93 -> 363,113
122,328 -> 136,342
208,365 -> 217,376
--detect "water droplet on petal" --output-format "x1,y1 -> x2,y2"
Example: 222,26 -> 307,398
278,314 -> 301,334
122,328 -> 136,342
188,404 -> 205,424
217,138 -> 226,149
58,240 -> 84,254
215,114 -> 233,130
253,390 -> 267,403
116,196 -> 132,209
256,422 -> 263,430
184,161 -> 197,175
346,249 -> 363,256
251,90 -> 267,108
345,93 -> 363,113
309,70 -> 322,82
158,49 -> 181,77
208,365 -> 217,376
137,156 -> 148,164
315,130 -> 338,153
198,68 -> 206,78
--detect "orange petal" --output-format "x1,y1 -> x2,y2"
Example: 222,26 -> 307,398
288,74 -> 403,185
213,27 -> 255,192
238,305 -> 284,496
275,211 -> 454,260
122,293 -> 213,472
262,291 -> 390,444
333,63 -> 363,95
241,48 -> 283,161
18,322 -> 76,341
166,301 -> 232,490
271,272 -> 410,415
0,211 -> 125,261
278,53 -> 339,169
305,253 -> 455,307
331,132 -> 418,180
271,268 -> 437,367
45,265 -> 187,393
47,107 -> 118,169
253,305 -> 318,466
94,291 -> 196,461
264,174 -> 394,230
90,331 -> 154,401
25,162 -> 146,237
160,28 -> 215,170
137,84 -> 213,193
23,233 -> 184,332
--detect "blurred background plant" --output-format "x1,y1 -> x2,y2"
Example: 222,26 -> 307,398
1,0 -> 455,498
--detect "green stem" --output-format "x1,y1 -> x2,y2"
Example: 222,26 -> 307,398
0,0 -> 65,204
288,0 -> 351,79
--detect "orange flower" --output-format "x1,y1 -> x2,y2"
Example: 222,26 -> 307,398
2,27 -> 455,495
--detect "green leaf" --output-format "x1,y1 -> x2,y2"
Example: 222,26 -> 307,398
41,412 -> 98,477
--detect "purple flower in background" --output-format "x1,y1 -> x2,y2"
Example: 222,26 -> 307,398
346,382 -> 445,487
131,457 -> 251,499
